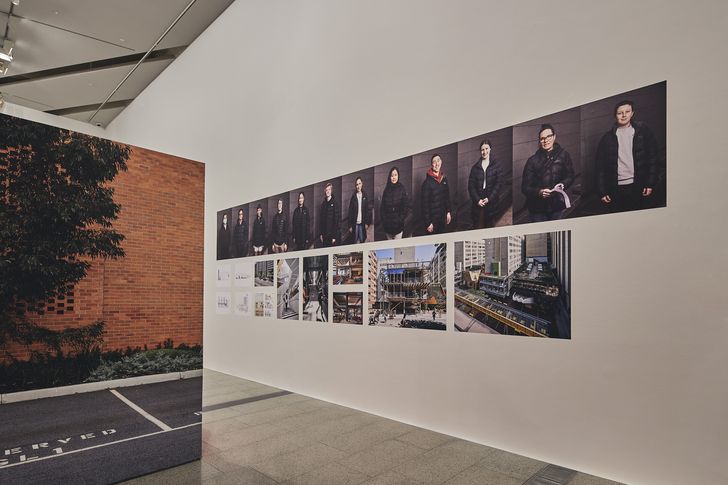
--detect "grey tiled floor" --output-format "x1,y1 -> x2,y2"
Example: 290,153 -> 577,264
124,369 -> 624,485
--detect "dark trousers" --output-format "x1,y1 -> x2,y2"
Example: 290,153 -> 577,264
608,184 -> 643,213
529,210 -> 563,223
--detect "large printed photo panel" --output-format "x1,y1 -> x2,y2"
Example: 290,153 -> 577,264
454,231 -> 571,338
0,113 -> 203,482
368,244 -> 447,330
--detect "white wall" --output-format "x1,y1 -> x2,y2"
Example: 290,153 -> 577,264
105,1 -> 728,484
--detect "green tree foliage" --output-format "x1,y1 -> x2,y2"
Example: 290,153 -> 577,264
0,114 -> 129,352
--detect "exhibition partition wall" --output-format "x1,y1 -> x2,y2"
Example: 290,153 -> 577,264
103,2 -> 728,484
0,113 -> 204,483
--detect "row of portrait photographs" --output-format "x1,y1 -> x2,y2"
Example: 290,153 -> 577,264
217,81 -> 665,260
455,231 -> 571,338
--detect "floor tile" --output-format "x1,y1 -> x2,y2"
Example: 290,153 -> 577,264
443,464 -> 523,485
394,445 -> 486,484
360,470 -> 426,485
251,442 -> 347,482
204,434 -> 306,471
397,429 -> 456,450
201,465 -> 278,485
479,448 -> 548,480
569,472 -> 626,485
322,419 -> 416,453
281,462 -> 369,485
339,439 -> 427,476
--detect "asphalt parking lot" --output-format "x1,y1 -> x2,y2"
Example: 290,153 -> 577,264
0,377 -> 202,485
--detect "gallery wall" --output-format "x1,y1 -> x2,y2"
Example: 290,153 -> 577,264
99,1 -> 728,484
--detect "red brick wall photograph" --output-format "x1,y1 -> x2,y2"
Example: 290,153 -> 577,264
1,114 -> 204,367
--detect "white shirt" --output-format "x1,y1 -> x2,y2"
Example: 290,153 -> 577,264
481,157 -> 490,190
616,124 -> 635,185
356,192 -> 363,224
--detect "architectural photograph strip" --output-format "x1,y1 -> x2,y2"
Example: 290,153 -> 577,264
216,82 -> 665,260
454,232 -> 571,338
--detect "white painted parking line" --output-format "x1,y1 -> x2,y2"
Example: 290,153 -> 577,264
109,389 -> 172,431
0,423 -> 200,470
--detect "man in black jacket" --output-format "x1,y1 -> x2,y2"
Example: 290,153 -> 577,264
347,177 -> 372,243
232,208 -> 248,258
521,124 -> 574,222
595,100 -> 659,213
467,139 -> 501,229
252,205 -> 266,256
421,154 -> 452,234
319,183 -> 340,247
271,199 -> 288,253
291,191 -> 311,251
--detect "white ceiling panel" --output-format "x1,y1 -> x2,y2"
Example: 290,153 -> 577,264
13,0 -> 191,52
0,91 -> 54,111
109,59 -> 175,102
1,0 -> 232,126
1,57 -> 172,110
63,106 -> 126,127
158,0 -> 234,50
6,16 -> 132,76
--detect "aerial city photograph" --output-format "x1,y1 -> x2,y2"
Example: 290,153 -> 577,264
454,232 -> 571,338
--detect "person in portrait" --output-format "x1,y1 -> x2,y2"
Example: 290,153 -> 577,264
467,139 -> 502,229
347,177 -> 372,244
318,182 -> 340,247
595,100 -> 659,213
271,198 -> 288,253
291,191 -> 311,251
421,154 -> 452,234
232,208 -> 249,258
217,213 -> 231,259
252,204 -> 266,256
380,166 -> 410,239
521,124 -> 575,222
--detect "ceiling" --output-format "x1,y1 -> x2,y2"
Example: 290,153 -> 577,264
0,0 -> 234,127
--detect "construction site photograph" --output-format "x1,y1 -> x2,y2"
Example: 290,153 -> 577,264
368,244 -> 447,330
454,232 -> 571,338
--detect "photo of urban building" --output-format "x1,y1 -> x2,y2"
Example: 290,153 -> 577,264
333,293 -> 363,324
333,252 -> 364,285
454,232 -> 571,338
254,260 -> 274,286
368,244 -> 446,330
277,258 -> 300,320
302,256 -> 328,322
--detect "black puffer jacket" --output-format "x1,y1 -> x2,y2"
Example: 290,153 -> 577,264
468,158 -> 501,215
595,121 -> 658,197
291,205 -> 310,249
233,220 -> 248,258
348,191 -> 372,231
318,196 -> 340,241
380,182 -> 410,235
217,223 -> 230,259
271,212 -> 287,245
252,216 -> 266,247
421,172 -> 451,229
521,143 -> 574,214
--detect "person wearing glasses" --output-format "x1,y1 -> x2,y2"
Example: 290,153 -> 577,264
595,100 -> 659,213
521,124 -> 574,222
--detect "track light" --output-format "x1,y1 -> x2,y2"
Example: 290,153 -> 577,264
0,50 -> 13,63
11,0 -> 20,6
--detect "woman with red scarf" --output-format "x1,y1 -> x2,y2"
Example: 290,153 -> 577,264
421,154 -> 452,235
